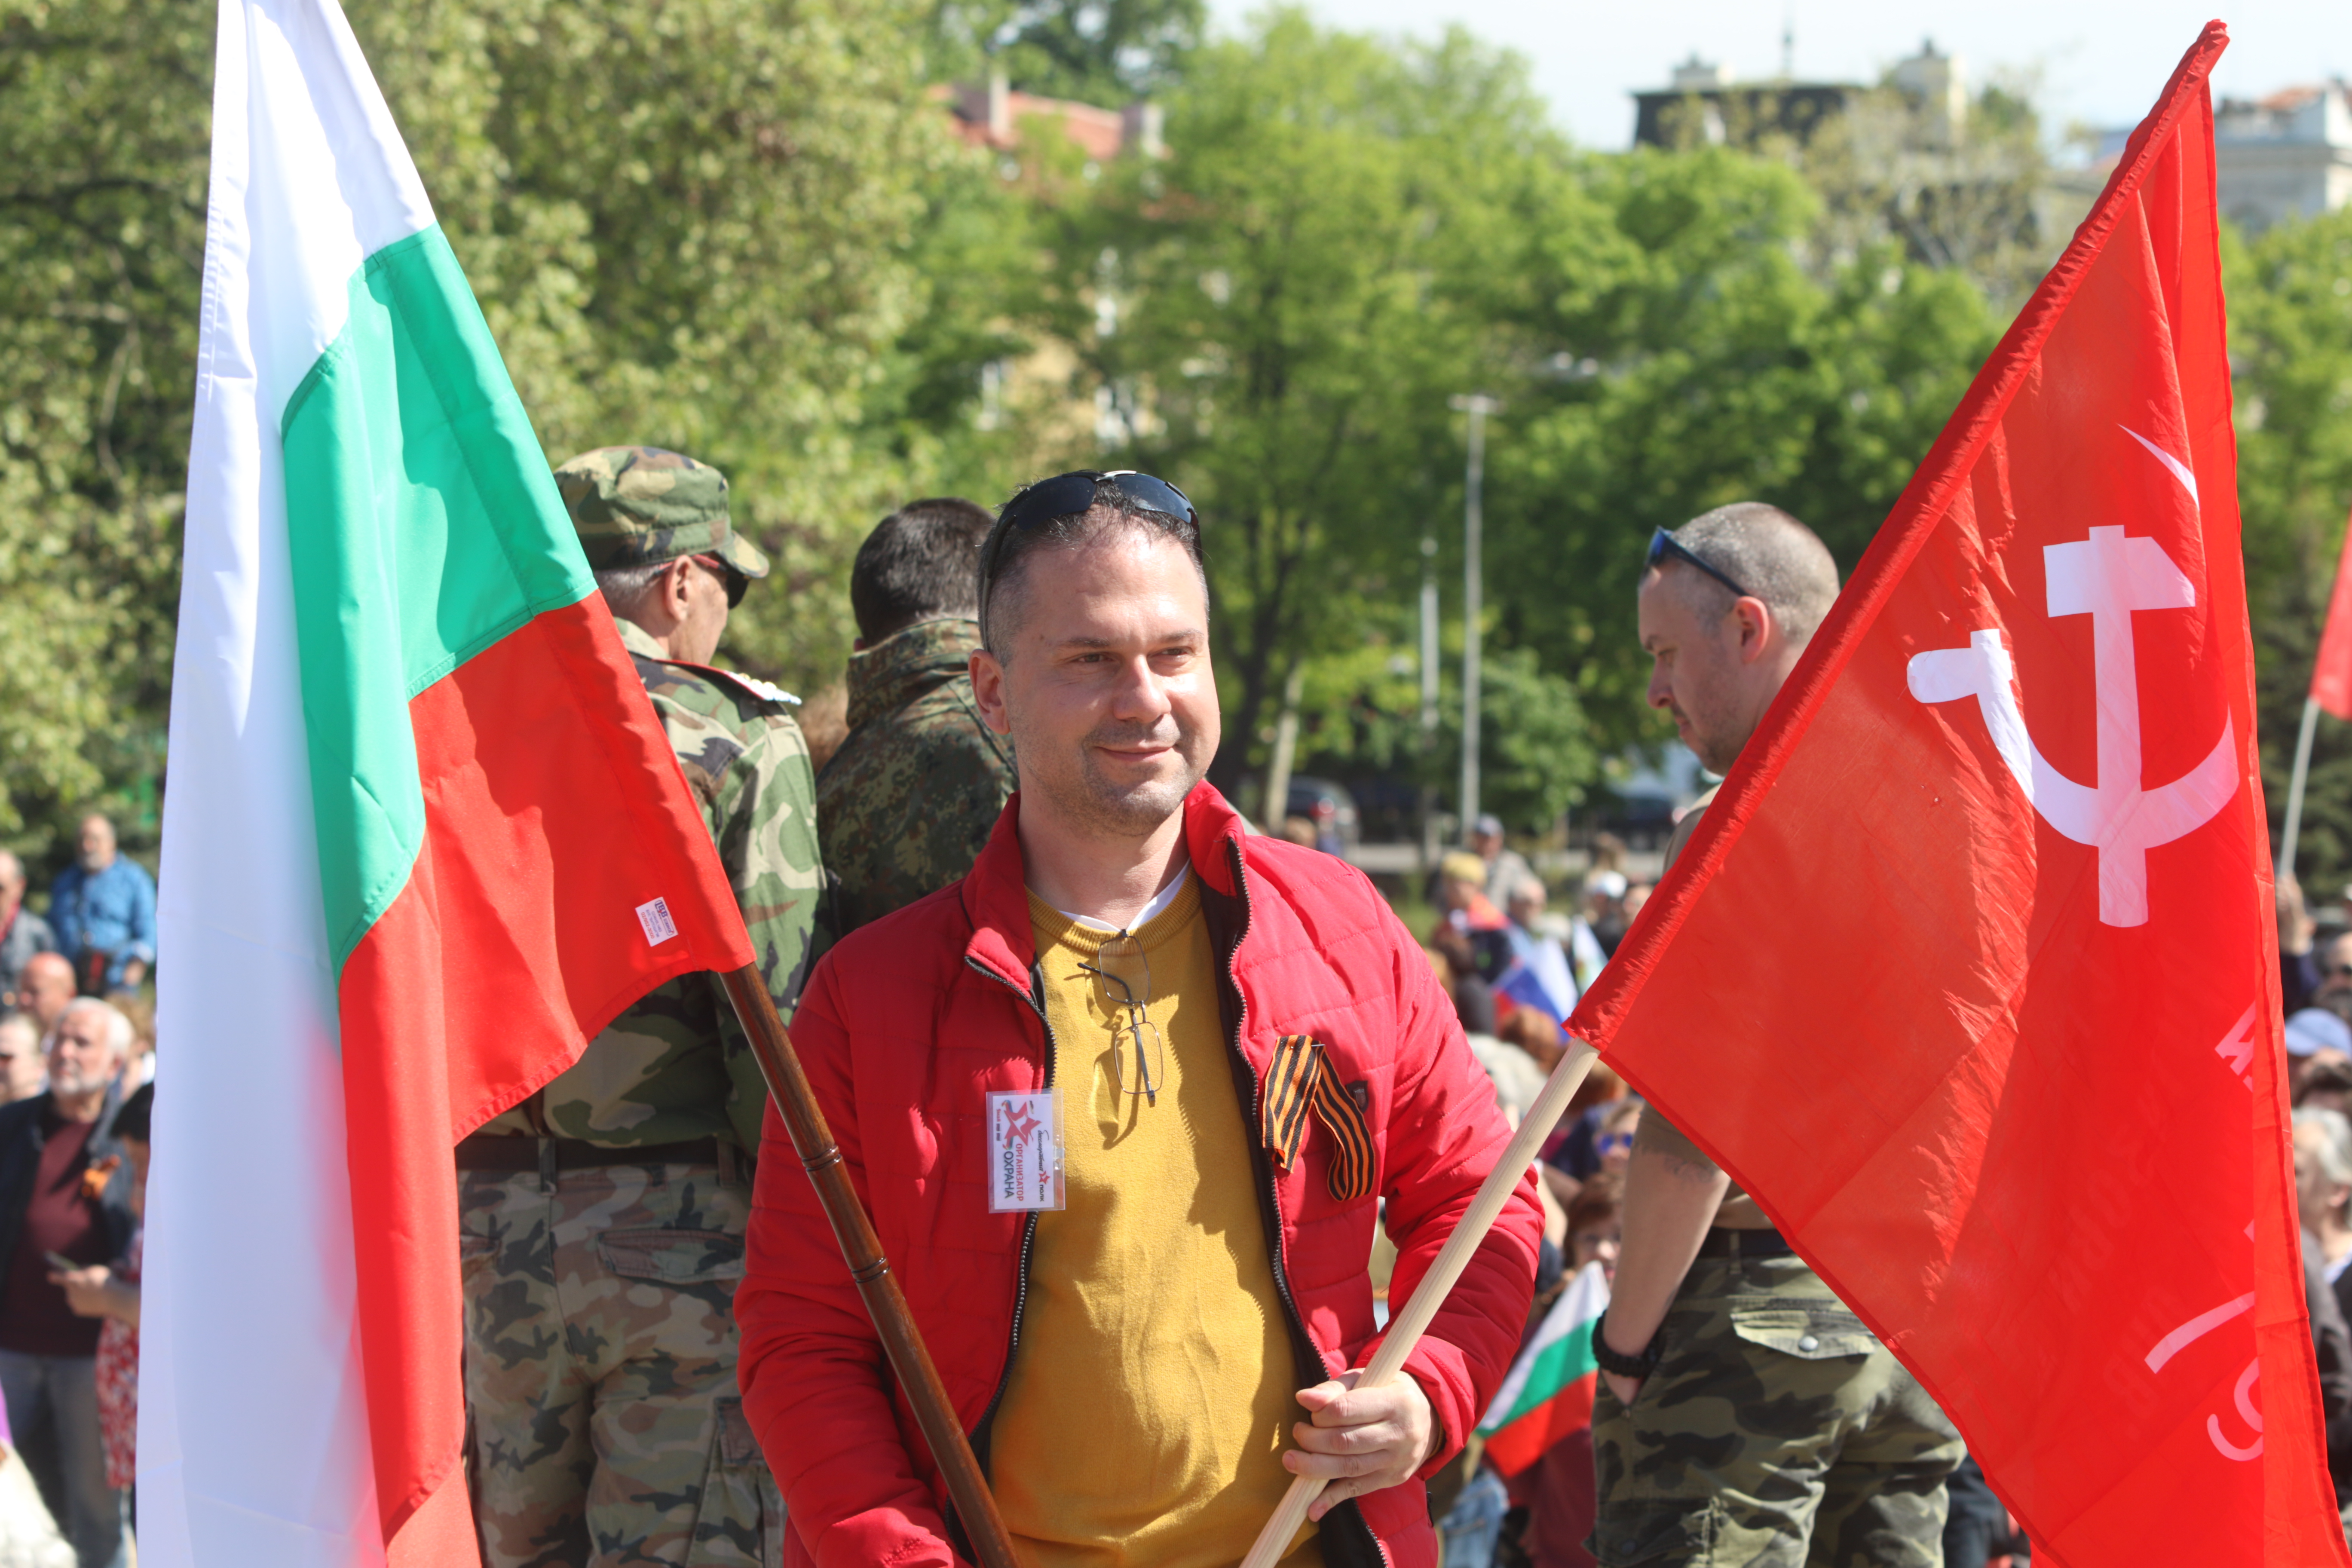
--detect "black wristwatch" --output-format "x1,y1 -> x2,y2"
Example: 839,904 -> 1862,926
1590,1308 -> 1663,1380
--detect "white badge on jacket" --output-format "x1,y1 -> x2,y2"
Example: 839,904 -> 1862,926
987,1090 -> 1066,1213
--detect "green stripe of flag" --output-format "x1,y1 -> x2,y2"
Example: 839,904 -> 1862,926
1485,1321 -> 1600,1431
280,224 -> 597,971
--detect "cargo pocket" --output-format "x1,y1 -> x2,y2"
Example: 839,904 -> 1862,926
686,1396 -> 787,1568
599,1227 -> 746,1287
1726,1299 -> 1876,1360
1589,1496 -> 1723,1565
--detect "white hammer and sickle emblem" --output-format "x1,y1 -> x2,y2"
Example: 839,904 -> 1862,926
1905,428 -> 2239,927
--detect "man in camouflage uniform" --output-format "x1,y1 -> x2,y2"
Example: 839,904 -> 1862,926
1590,504 -> 1963,1567
816,497 -> 1015,935
460,446 -> 821,1568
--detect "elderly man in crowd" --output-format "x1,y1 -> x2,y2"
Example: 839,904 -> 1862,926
817,496 -> 1017,935
738,469 -> 1539,1567
0,855 -> 55,994
48,817 -> 154,996
14,956 -> 75,1044
0,998 -> 136,1568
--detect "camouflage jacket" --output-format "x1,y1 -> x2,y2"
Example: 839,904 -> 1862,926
815,618 -> 1015,936
482,617 -> 824,1152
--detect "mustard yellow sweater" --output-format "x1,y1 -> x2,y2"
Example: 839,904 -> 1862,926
989,878 -> 1320,1568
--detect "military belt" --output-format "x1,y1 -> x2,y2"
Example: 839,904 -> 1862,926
1693,1226 -> 1793,1260
455,1134 -> 726,1175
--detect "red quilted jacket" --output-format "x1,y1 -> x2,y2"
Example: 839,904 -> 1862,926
737,782 -> 1542,1568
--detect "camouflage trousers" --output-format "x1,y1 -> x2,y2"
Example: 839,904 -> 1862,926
460,1158 -> 785,1568
1590,1243 -> 1964,1568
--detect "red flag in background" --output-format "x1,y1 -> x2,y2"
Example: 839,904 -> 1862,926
2311,511 -> 2352,719
1569,22 -> 2347,1568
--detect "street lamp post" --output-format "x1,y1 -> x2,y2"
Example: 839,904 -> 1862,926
1418,533 -> 1442,868
1449,394 -> 1500,842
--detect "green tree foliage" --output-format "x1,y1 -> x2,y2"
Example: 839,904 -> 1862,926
971,10 -> 2005,824
1304,628 -> 1592,832
1485,148 -> 2001,760
0,0 -> 209,854
1028,14 -> 1580,802
350,0 -> 945,697
1797,82 -> 2058,309
0,0 -> 2153,869
928,0 -> 1199,101
0,0 -> 954,868
2229,210 -> 2352,891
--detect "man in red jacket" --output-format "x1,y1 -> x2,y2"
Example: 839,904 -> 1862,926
736,471 -> 1541,1568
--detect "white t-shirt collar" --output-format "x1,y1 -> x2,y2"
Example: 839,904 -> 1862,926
1054,866 -> 1191,935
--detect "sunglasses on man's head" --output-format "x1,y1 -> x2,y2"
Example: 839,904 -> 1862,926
1646,527 -> 1753,603
979,470 -> 1196,619
996,469 -> 1196,537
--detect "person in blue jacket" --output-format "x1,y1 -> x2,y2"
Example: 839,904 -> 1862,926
47,818 -> 153,995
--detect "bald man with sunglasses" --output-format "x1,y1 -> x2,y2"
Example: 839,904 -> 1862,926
1592,503 -> 1962,1568
737,470 -> 1540,1568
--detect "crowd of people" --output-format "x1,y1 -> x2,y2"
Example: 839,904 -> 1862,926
6,456 -> 2337,1568
0,824 -> 157,1568
2274,874 -> 2352,1551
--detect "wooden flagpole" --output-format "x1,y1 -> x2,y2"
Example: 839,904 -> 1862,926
1238,1040 -> 1603,1568
719,966 -> 1024,1568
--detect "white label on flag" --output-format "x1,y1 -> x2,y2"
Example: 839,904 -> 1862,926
635,897 -> 680,947
988,1090 -> 1065,1212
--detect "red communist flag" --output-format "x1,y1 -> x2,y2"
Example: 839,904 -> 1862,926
2311,510 -> 2352,719
1569,23 -> 2347,1567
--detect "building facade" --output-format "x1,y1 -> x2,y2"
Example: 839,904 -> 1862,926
2213,84 -> 2352,233
1630,55 -> 1856,150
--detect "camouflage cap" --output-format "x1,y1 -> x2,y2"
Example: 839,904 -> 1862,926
554,446 -> 772,579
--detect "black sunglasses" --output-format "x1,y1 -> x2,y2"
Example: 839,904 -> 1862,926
689,553 -> 749,608
979,469 -> 1197,622
1646,527 -> 1753,602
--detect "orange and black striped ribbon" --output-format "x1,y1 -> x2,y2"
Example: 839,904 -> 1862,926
1262,1035 -> 1377,1203
1264,1035 -> 1318,1172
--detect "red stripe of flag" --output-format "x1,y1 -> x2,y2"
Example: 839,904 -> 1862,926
340,600 -> 749,1559
1482,1373 -> 1596,1479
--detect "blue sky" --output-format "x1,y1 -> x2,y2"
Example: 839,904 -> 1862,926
1204,2 -> 2345,152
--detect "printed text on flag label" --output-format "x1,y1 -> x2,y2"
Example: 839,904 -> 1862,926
635,897 -> 679,947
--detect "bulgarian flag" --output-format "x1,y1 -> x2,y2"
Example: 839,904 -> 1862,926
147,1 -> 752,1564
1475,1261 -> 1609,1477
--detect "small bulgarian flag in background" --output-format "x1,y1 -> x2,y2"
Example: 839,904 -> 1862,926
1476,1261 -> 1611,1477
147,2 -> 752,1564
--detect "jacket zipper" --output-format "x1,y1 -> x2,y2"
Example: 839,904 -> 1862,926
1220,839 -> 1393,1568
1217,840 -> 1314,1362
963,848 -> 1393,1567
963,953 -> 1055,1466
